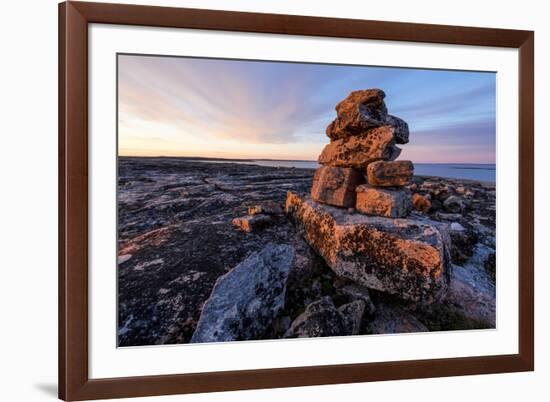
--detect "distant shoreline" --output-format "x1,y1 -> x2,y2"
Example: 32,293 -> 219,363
119,155 -> 316,163
118,156 -> 496,184
118,155 -> 495,166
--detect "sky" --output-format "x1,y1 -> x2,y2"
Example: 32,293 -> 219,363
118,54 -> 496,163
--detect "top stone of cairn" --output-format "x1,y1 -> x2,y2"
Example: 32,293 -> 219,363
326,89 -> 409,144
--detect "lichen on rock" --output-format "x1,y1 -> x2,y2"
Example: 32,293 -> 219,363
355,185 -> 412,218
310,165 -> 366,208
285,191 -> 452,303
367,160 -> 414,187
191,243 -> 295,343
318,126 -> 401,171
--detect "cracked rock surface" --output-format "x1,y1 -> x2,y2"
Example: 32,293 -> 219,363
117,157 -> 495,346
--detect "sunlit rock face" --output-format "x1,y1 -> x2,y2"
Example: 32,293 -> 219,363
285,192 -> 452,303
412,193 -> 432,213
318,126 -> 401,171
232,214 -> 273,232
326,89 -> 388,141
325,89 -> 409,144
367,160 -> 414,187
355,185 -> 412,218
310,166 -> 366,208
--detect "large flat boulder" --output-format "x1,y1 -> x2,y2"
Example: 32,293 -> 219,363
191,243 -> 295,343
310,166 -> 365,208
285,192 -> 451,302
355,185 -> 412,218
318,126 -> 401,171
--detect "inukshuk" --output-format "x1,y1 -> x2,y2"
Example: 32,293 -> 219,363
311,89 -> 413,216
286,89 -> 452,303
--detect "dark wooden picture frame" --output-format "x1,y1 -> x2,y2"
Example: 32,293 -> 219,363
59,1 -> 534,400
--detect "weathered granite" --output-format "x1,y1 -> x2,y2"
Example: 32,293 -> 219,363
443,195 -> 466,213
310,165 -> 365,208
248,201 -> 283,216
191,243 -> 295,343
355,185 -> 412,218
232,214 -> 273,232
366,298 -> 429,334
325,89 -> 409,144
366,160 -> 413,187
117,157 -> 495,345
412,193 -> 432,213
326,89 -> 388,141
318,126 -> 401,170
335,282 -> 376,316
285,191 -> 452,302
284,296 -> 350,338
385,114 -> 410,145
117,158 -> 318,346
339,300 -> 367,335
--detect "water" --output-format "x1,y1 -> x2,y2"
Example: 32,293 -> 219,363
413,163 -> 495,183
185,159 -> 495,183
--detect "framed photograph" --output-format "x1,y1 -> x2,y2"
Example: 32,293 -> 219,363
59,1 -> 534,400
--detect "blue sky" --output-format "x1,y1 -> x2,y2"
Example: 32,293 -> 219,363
118,54 -> 496,163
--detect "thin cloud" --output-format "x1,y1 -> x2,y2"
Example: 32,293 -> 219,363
118,55 -> 496,162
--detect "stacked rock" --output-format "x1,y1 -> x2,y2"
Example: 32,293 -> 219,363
287,89 -> 451,303
311,89 -> 414,218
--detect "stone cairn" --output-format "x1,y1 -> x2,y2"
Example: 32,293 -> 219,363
311,88 -> 414,217
286,88 -> 452,303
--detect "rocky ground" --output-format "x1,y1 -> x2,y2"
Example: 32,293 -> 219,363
117,157 -> 496,346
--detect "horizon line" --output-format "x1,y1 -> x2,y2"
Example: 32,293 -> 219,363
117,154 -> 496,165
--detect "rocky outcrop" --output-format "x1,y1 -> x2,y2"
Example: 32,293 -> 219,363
310,166 -> 365,208
117,156 -> 495,345
117,86 -> 496,346
117,157 -> 318,346
191,243 -> 295,343
318,126 -> 400,170
355,185 -> 412,218
367,160 -> 413,187
286,192 -> 452,302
